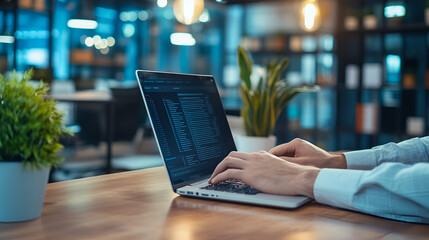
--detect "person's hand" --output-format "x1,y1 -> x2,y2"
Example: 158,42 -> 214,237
209,151 -> 320,198
269,138 -> 347,169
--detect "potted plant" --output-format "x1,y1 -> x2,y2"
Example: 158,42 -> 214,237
0,70 -> 69,222
236,46 -> 317,152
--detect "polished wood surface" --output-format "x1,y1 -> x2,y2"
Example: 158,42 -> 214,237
1,167 -> 428,240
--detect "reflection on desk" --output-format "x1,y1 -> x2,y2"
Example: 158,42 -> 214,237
0,167 -> 428,240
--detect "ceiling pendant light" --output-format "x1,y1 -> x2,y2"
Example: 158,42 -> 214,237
299,0 -> 321,32
67,1 -> 98,29
173,0 -> 205,25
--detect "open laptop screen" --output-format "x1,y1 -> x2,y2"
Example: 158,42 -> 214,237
136,71 -> 236,188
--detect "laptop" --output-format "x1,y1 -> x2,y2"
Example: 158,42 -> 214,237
135,70 -> 310,209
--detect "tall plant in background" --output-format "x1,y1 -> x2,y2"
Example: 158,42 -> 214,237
237,46 -> 317,137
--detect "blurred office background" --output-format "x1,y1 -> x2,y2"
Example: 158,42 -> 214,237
1,0 -> 428,180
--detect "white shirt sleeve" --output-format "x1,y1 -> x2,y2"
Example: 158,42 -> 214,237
314,137 -> 429,223
314,162 -> 429,223
344,136 -> 429,170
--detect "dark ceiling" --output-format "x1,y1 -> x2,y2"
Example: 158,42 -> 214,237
91,0 -> 288,6
214,0 -> 288,4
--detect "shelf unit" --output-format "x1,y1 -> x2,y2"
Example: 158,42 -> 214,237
335,0 -> 429,150
234,0 -> 429,151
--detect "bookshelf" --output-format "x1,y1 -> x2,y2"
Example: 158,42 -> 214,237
232,0 -> 429,151
336,0 -> 429,150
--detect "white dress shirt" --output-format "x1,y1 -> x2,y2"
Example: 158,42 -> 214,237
313,137 -> 429,223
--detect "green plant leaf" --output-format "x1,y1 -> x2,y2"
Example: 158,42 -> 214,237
0,69 -> 70,169
237,46 -> 253,90
237,46 -> 319,136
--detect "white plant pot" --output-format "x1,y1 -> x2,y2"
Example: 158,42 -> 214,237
0,162 -> 50,222
236,135 -> 277,153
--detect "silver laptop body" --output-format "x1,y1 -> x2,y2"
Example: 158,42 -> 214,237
136,70 -> 310,209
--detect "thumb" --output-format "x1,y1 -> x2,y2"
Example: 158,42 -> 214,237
269,140 -> 299,157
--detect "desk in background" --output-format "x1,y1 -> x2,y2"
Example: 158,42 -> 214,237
1,167 -> 428,239
50,91 -> 114,173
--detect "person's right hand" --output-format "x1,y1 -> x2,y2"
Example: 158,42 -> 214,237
269,138 -> 347,169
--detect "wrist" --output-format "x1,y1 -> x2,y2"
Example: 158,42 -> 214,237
329,154 -> 347,169
297,167 -> 320,198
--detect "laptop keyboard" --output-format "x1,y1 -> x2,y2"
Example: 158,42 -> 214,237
200,179 -> 261,195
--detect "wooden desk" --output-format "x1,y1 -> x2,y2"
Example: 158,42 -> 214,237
50,91 -> 113,102
50,91 -> 114,173
1,167 -> 428,240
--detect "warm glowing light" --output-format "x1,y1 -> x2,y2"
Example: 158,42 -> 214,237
85,37 -> 94,47
107,37 -> 115,47
93,35 -> 102,45
158,0 -> 168,8
304,4 -> 316,29
173,0 -> 204,25
184,0 -> 195,19
100,39 -> 108,49
100,47 -> 110,54
67,19 -> 98,29
84,35 -> 115,50
0,35 -> 15,44
170,33 -> 196,46
300,0 -> 321,32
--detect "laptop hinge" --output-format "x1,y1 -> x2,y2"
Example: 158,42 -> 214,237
173,174 -> 211,192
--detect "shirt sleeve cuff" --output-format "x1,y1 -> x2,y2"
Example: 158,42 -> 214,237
313,168 -> 365,210
344,149 -> 377,170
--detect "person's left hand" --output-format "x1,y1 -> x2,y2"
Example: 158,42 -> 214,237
209,151 -> 320,198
